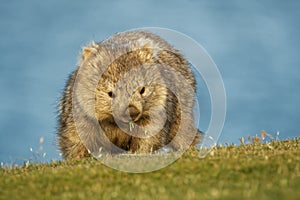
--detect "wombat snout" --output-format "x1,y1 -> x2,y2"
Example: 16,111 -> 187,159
118,104 -> 142,123
128,105 -> 142,122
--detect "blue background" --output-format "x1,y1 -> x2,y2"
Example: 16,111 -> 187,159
0,1 -> 299,164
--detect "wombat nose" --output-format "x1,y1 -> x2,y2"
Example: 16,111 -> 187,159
128,105 -> 141,122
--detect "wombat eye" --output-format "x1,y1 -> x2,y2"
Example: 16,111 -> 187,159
140,87 -> 145,95
108,91 -> 114,98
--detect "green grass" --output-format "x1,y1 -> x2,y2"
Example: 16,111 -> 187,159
1,138 -> 299,200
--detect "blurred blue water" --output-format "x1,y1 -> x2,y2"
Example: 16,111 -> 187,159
0,0 -> 299,164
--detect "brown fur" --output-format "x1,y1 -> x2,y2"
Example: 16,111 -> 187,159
57,30 -> 201,159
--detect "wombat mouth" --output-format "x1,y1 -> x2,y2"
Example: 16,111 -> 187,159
104,114 -> 150,130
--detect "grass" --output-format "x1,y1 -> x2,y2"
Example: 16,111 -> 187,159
1,136 -> 299,200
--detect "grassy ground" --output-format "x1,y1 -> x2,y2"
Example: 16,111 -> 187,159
1,137 -> 299,200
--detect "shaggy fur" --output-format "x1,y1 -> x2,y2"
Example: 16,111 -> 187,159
57,30 -> 201,159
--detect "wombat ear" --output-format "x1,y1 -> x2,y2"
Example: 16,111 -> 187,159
138,38 -> 155,49
142,41 -> 152,49
81,42 -> 98,61
137,38 -> 161,58
82,47 -> 92,60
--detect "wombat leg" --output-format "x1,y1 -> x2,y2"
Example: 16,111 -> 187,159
168,127 -> 202,150
129,137 -> 162,154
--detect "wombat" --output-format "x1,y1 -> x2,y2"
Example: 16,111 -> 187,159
57,30 -> 201,159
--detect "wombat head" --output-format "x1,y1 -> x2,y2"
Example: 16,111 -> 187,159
94,48 -> 169,133
75,31 -> 194,138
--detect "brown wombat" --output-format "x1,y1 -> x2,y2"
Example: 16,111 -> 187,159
57,30 -> 201,159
